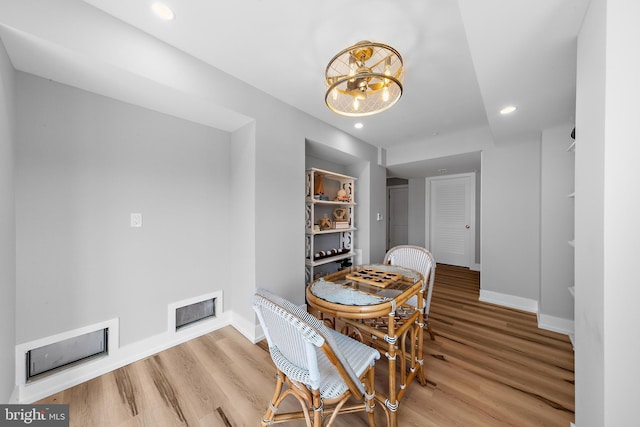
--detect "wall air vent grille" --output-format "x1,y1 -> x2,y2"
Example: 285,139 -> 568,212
175,298 -> 216,330
26,328 -> 108,381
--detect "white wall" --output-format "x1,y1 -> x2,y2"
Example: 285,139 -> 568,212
481,136 -> 541,305
305,156 -> 347,175
15,73 -> 232,346
574,0 -> 605,423
0,35 -> 17,403
539,124 -> 575,324
575,0 -> 640,425
229,122 -> 257,336
602,1 -> 640,423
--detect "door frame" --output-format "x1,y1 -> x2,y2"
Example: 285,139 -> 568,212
425,173 -> 477,269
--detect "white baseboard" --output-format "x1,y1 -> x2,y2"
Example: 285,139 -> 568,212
479,289 -> 538,313
568,333 -> 575,349
232,311 -> 264,344
537,313 -> 575,337
479,290 -> 573,339
470,263 -> 481,272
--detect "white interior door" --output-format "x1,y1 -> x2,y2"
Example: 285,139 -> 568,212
429,174 -> 475,267
388,186 -> 408,250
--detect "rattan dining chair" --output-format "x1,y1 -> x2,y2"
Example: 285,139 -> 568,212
383,245 -> 436,340
252,288 -> 381,427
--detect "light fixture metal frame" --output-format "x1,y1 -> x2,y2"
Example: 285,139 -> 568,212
325,40 -> 403,117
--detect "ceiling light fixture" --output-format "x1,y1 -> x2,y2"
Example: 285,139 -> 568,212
500,105 -> 517,115
354,123 -> 363,129
325,40 -> 403,117
151,2 -> 175,20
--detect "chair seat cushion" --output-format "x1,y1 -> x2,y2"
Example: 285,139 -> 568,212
316,329 -> 379,399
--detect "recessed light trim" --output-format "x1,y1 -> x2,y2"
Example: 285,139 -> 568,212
500,105 -> 517,115
354,123 -> 363,129
152,2 -> 175,20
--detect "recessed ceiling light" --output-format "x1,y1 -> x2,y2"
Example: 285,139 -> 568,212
152,2 -> 175,20
354,123 -> 363,129
438,168 -> 448,174
500,105 -> 517,115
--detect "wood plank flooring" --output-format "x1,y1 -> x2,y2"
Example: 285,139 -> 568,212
37,264 -> 574,426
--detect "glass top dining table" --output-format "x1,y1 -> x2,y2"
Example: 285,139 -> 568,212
306,264 -> 426,427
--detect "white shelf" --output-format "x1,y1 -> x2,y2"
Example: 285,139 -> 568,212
309,167 -> 358,181
307,227 -> 357,235
306,251 -> 355,267
306,198 -> 356,206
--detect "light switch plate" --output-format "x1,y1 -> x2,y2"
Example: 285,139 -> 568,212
130,213 -> 143,228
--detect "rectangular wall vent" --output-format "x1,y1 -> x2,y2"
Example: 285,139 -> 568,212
26,328 -> 108,381
175,298 -> 216,330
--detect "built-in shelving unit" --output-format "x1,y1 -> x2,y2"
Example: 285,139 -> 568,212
305,168 -> 357,283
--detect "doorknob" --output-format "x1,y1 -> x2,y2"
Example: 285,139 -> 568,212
465,225 -> 470,229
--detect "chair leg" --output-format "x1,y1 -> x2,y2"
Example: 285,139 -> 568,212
261,371 -> 285,426
312,390 -> 323,427
424,313 -> 435,341
426,323 -> 435,341
365,366 -> 377,427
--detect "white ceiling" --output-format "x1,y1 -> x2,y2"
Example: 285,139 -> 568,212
0,0 -> 588,178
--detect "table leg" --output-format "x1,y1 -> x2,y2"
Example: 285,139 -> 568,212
386,310 -> 399,427
416,293 -> 426,385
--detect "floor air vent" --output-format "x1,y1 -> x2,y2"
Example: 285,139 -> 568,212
26,328 -> 108,381
175,297 -> 216,330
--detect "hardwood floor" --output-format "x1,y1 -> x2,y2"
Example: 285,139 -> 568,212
37,264 -> 574,426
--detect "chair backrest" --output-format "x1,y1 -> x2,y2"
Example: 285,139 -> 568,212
383,245 -> 436,315
252,288 -> 365,397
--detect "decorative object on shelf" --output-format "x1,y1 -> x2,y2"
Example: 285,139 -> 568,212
313,224 -> 321,232
315,174 -> 324,196
335,188 -> 350,202
325,40 -> 403,117
314,248 -> 349,260
318,216 -> 332,230
332,207 -> 348,221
